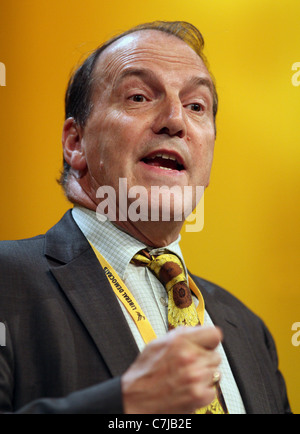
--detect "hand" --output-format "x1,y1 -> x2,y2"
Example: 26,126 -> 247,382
121,326 -> 222,414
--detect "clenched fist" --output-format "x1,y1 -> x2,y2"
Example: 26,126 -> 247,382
122,326 -> 223,414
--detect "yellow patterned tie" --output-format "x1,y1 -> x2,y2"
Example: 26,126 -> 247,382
131,250 -> 228,415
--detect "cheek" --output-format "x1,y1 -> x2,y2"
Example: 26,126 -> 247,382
99,111 -> 144,155
205,139 -> 216,166
191,131 -> 215,183
84,112 -> 145,184
193,125 -> 215,156
203,140 -> 215,174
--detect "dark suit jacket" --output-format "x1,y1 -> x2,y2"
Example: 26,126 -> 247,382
0,211 -> 291,414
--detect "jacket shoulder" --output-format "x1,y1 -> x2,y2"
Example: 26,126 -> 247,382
0,236 -> 45,265
0,236 -> 47,298
0,210 -> 76,268
191,273 -> 263,324
192,274 -> 246,306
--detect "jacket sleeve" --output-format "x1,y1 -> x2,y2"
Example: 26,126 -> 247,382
261,320 -> 292,415
0,239 -> 126,415
14,377 -> 124,414
0,322 -> 124,414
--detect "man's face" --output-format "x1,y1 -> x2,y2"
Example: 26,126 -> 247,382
80,30 -> 216,218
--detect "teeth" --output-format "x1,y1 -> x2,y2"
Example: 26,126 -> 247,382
162,153 -> 176,161
148,153 -> 177,161
159,166 -> 173,171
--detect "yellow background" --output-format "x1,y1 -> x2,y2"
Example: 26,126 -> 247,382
0,0 -> 299,413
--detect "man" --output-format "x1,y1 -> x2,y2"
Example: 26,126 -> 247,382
0,21 -> 291,414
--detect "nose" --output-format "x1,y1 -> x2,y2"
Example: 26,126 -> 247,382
152,96 -> 187,139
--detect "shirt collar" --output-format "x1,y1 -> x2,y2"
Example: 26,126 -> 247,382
72,206 -> 188,279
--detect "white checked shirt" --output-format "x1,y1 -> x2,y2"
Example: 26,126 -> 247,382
72,206 -> 246,414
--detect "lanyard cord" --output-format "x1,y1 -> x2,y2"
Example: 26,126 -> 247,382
90,243 -> 205,345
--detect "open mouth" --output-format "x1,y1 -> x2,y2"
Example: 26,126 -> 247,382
141,152 -> 185,172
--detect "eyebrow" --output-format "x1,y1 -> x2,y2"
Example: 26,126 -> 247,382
113,67 -> 159,89
187,76 -> 215,97
114,67 -> 215,98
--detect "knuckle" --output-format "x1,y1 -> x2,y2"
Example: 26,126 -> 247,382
188,384 -> 215,408
213,351 -> 222,366
167,334 -> 191,358
184,367 -> 213,389
181,367 -> 199,384
205,349 -> 221,368
177,349 -> 196,366
198,367 -> 213,384
188,384 -> 203,402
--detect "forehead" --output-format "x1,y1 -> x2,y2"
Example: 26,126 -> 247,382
94,30 -> 211,85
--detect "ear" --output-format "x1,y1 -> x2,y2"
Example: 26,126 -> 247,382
62,117 -> 87,171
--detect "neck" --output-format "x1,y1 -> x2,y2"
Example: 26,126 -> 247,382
67,175 -> 183,247
113,219 -> 183,247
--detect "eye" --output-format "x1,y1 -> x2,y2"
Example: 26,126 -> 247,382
129,94 -> 147,103
187,103 -> 204,112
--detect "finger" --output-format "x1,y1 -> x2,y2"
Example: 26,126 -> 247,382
179,362 -> 221,388
172,325 -> 223,350
179,369 -> 221,412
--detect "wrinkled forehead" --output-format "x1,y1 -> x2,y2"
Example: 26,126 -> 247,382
93,30 -> 211,85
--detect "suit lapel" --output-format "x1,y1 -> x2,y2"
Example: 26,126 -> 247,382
44,211 -> 139,378
200,283 -> 273,414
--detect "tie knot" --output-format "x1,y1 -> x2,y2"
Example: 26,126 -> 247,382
131,250 -> 186,292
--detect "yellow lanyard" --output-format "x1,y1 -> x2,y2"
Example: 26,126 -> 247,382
90,243 -> 205,345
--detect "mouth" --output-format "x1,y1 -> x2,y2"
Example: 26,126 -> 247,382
141,151 -> 185,172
